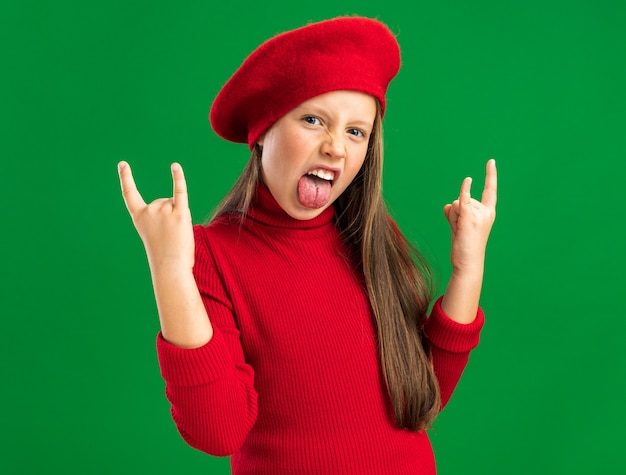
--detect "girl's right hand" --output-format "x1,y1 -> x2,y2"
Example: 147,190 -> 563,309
118,161 -> 213,347
117,161 -> 195,276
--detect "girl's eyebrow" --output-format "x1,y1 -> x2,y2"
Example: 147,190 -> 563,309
348,119 -> 375,129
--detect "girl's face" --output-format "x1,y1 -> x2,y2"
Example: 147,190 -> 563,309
257,90 -> 377,220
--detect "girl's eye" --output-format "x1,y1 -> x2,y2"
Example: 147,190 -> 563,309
303,116 -> 321,125
348,128 -> 365,138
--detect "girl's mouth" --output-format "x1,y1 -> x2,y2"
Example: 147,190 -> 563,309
306,168 -> 335,184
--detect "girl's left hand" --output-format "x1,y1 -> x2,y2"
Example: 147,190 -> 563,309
443,159 -> 497,274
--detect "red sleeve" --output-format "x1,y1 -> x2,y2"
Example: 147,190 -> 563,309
424,296 -> 484,410
155,225 -> 258,456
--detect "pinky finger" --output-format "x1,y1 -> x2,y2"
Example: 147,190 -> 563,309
118,161 -> 146,214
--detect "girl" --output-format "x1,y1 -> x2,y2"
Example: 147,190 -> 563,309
118,16 -> 496,474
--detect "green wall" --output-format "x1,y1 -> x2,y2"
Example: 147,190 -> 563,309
2,1 -> 624,473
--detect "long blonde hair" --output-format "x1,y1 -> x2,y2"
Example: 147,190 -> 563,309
211,108 -> 441,431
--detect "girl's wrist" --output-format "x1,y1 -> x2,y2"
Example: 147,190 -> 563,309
442,269 -> 484,324
150,259 -> 195,280
450,263 -> 484,280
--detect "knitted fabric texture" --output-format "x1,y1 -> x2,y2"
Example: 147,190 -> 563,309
209,16 -> 401,148
156,183 -> 484,474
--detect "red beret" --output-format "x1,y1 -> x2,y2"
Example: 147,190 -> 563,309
209,16 -> 401,149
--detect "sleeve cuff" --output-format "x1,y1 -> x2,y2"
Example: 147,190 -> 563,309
156,329 -> 232,387
424,296 -> 485,353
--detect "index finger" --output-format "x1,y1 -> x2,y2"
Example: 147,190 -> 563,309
171,163 -> 189,210
118,161 -> 146,215
481,159 -> 497,209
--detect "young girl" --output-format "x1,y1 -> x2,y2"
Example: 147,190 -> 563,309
118,16 -> 496,474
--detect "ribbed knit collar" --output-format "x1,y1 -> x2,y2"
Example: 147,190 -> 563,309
246,182 -> 335,229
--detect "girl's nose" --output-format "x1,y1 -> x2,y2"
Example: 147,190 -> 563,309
320,131 -> 346,159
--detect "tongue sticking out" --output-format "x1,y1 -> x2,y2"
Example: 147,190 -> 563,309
297,175 -> 332,209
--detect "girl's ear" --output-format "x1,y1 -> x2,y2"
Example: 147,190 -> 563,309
256,133 -> 265,147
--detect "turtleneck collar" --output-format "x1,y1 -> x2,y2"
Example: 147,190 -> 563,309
246,182 -> 335,229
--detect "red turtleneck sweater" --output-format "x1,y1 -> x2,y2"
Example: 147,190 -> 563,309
156,183 -> 484,474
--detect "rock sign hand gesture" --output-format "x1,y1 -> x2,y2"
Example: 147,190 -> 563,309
118,161 -> 194,274
118,161 -> 212,348
440,159 -> 497,323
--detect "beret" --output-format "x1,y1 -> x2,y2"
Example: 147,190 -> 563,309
209,16 -> 401,149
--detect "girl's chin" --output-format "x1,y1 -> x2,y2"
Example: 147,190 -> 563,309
288,206 -> 327,221
284,198 -> 330,220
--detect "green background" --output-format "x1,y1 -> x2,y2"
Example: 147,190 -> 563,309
2,0 -> 624,473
